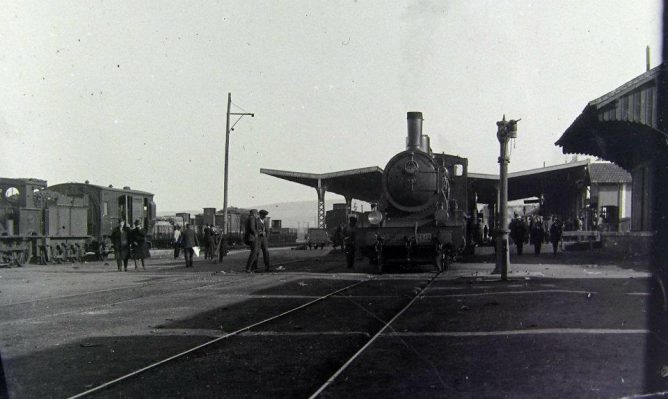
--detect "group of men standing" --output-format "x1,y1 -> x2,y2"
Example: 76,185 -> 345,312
110,219 -> 149,271
509,213 -> 564,256
169,209 -> 286,272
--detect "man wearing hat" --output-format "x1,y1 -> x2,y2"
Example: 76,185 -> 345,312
244,209 -> 259,272
257,210 -> 284,272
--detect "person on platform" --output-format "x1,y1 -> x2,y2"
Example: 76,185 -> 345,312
257,210 -> 283,272
217,231 -> 227,263
203,224 -> 211,260
181,224 -> 199,268
130,219 -> 147,270
244,209 -> 259,273
110,219 -> 131,271
343,216 -> 358,269
530,217 -> 546,255
509,213 -> 528,255
173,225 -> 182,259
207,225 -> 217,261
549,218 -> 564,256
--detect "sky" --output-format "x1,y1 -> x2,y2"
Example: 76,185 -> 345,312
1,0 -> 663,213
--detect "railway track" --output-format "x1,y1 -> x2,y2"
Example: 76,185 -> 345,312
64,272 -> 442,398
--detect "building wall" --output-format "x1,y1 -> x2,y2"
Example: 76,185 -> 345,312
596,185 -> 619,207
590,182 -> 633,231
622,183 -> 632,219
631,164 -> 651,231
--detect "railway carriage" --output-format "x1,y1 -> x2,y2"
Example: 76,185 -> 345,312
0,178 -> 155,266
49,182 -> 156,245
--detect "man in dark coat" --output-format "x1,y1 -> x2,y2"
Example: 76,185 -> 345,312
257,210 -> 283,272
207,225 -> 217,261
130,219 -> 147,270
530,217 -> 546,255
343,216 -> 358,269
509,213 -> 528,255
244,209 -> 259,273
549,218 -> 564,256
110,219 -> 131,271
245,209 -> 283,273
203,225 -> 211,260
181,224 -> 199,268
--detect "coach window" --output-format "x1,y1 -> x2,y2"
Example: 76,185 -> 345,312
103,202 -> 108,216
454,164 -> 464,177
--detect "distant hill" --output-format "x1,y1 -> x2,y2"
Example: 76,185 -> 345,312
248,200 -> 319,229
158,200 -> 341,229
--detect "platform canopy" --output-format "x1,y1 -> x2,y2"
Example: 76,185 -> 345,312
262,160 -> 590,207
468,160 -> 590,205
261,166 -> 383,203
555,65 -> 667,171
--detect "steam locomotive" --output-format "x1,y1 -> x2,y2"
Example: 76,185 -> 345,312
356,112 -> 471,272
0,177 -> 155,266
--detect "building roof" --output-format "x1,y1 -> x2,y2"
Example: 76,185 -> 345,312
260,167 -> 383,202
588,162 -> 631,184
263,161 -> 592,205
49,182 -> 154,196
555,64 -> 667,170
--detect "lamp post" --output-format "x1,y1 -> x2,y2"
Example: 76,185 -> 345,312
493,115 -> 519,280
216,92 -> 254,263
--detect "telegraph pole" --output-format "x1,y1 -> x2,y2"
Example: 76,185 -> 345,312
216,92 -> 254,262
492,115 -> 519,280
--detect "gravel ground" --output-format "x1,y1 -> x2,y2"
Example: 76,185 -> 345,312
1,245 -> 665,398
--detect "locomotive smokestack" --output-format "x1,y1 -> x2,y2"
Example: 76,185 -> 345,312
406,111 -> 423,152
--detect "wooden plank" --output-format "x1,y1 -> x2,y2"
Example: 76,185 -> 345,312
640,87 -> 647,124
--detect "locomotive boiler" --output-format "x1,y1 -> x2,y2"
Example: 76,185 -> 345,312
356,112 -> 470,272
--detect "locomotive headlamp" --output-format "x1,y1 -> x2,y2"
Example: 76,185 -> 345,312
368,210 -> 383,225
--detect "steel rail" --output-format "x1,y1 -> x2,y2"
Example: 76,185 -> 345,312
309,271 -> 441,398
66,277 -> 372,399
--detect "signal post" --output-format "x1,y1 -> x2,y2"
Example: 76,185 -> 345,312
493,116 -> 519,280
215,92 -> 254,263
